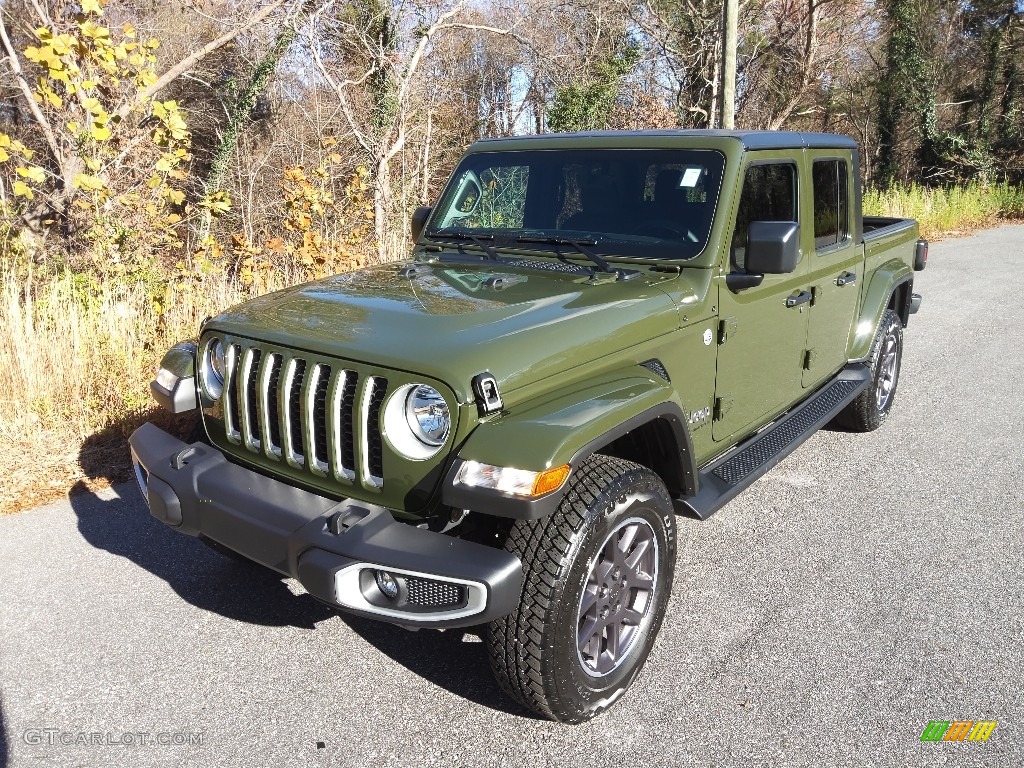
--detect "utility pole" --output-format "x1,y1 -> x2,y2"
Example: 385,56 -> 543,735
721,0 -> 738,129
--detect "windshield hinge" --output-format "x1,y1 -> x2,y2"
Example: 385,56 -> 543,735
718,317 -> 738,345
714,396 -> 733,421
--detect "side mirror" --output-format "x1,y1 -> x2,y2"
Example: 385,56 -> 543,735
746,221 -> 800,274
411,205 -> 432,241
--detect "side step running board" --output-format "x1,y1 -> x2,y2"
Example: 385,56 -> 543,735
675,364 -> 871,520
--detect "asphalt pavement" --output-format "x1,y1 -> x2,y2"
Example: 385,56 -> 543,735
2,225 -> 1022,767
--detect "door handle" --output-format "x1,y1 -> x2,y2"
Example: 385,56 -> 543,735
786,290 -> 812,308
836,271 -> 857,287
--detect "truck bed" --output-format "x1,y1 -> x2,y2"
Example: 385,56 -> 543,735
863,216 -> 916,238
862,215 -> 919,266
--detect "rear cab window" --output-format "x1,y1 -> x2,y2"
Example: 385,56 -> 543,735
811,159 -> 851,250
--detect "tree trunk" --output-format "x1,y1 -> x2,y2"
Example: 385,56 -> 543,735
421,110 -> 432,204
720,0 -> 737,129
999,24 -> 1021,145
199,25 -> 297,239
977,26 -> 1004,146
877,0 -> 925,187
374,151 -> 393,263
709,44 -> 721,129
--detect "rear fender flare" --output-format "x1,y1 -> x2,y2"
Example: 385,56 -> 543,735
849,261 -> 912,361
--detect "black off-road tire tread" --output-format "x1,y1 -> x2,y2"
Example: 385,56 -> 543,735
834,308 -> 903,433
485,454 -> 671,723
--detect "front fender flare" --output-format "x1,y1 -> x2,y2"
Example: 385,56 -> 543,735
441,373 -> 696,520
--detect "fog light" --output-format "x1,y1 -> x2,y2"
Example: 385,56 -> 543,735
374,570 -> 399,600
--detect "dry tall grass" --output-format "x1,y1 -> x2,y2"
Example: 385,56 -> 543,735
0,268 -> 287,511
863,181 -> 1024,240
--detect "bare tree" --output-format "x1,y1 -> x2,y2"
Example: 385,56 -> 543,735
309,0 -> 523,261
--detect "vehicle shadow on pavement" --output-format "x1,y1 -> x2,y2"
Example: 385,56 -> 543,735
0,693 -> 9,768
67,480 -> 335,629
71,420 -> 539,717
338,615 -> 542,719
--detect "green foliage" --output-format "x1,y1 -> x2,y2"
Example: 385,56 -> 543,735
876,0 -> 934,187
547,47 -> 640,133
204,26 -> 298,198
337,0 -> 399,137
0,199 -> 32,267
990,182 -> 1024,218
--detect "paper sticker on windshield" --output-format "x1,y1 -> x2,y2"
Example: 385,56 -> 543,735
680,167 -> 703,188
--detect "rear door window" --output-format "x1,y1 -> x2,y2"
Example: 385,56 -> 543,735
812,159 -> 850,249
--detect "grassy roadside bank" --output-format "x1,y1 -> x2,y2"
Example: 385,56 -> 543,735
2,182 -> 1023,514
0,271 -> 286,512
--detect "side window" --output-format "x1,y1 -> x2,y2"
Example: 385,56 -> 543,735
812,159 -> 850,249
732,163 -> 797,270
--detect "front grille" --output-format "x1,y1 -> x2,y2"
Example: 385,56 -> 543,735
221,342 -> 387,488
366,378 -> 387,480
287,358 -> 307,461
406,577 -> 466,608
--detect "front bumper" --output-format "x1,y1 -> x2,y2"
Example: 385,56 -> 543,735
128,422 -> 522,628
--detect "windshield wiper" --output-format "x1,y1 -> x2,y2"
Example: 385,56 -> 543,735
516,235 -> 619,275
430,229 -> 499,261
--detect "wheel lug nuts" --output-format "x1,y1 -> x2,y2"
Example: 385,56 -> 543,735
600,607 -> 610,619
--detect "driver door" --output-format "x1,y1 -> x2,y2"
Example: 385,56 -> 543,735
713,158 -> 811,442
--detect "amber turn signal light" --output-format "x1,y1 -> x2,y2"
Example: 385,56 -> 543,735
532,464 -> 571,496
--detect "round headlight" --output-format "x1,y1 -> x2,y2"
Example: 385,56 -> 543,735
405,385 -> 450,447
210,339 -> 225,381
201,338 -> 225,399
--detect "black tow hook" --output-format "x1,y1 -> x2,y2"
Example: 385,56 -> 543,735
171,446 -> 198,470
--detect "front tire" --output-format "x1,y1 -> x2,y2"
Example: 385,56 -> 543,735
835,307 -> 904,432
486,455 -> 676,723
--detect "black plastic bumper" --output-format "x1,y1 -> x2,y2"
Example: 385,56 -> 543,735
910,292 -> 922,314
128,422 -> 522,628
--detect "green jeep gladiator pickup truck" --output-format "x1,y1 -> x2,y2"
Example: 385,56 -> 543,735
130,130 -> 926,723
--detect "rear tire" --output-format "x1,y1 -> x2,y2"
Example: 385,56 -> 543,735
835,308 -> 903,432
486,455 -> 676,723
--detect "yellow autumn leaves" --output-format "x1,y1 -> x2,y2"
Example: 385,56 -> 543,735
2,0 -> 191,269
0,133 -> 41,199
212,161 -> 372,290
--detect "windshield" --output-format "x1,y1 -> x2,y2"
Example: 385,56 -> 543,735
427,148 -> 726,260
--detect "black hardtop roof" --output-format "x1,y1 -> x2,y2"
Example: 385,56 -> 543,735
473,129 -> 858,151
